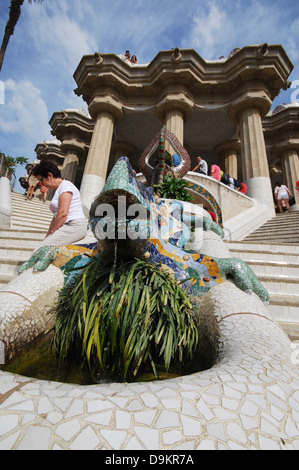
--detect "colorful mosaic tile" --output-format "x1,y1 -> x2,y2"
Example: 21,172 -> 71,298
17,155 -> 269,306
186,181 -> 223,227
139,126 -> 191,185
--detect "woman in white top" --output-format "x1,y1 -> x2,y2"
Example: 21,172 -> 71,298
32,161 -> 87,247
274,182 -> 292,213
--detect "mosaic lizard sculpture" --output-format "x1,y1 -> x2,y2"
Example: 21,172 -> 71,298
18,156 -> 269,305
139,125 -> 191,185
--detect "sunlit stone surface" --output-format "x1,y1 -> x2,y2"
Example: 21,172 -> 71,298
0,278 -> 298,450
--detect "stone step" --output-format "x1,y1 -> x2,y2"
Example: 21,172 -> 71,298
0,255 -> 26,284
0,246 -> 34,260
12,217 -> 51,226
11,220 -> 50,231
10,194 -> 50,205
261,277 -> 299,296
225,240 -> 299,333
244,236 -> 299,244
268,291 -> 299,307
11,206 -> 50,215
246,260 -> 299,277
259,213 -> 299,221
0,237 -> 41,250
245,240 -> 299,245
0,273 -> 16,285
244,228 -> 299,237
11,214 -> 51,227
0,192 -> 50,284
11,196 -> 51,213
10,197 -> 51,207
226,241 -> 299,259
242,212 -> 299,244
244,234 -> 299,243
250,229 -> 299,238
11,200 -> 51,212
275,212 -> 299,217
246,222 -> 299,232
267,299 -> 299,331
226,242 -> 299,284
11,191 -> 47,200
11,207 -> 52,221
0,228 -> 45,239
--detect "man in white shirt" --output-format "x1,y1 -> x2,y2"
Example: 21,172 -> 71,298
192,156 -> 208,175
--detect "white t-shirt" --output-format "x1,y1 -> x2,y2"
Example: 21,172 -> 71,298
199,159 -> 208,174
49,180 -> 85,222
275,185 -> 289,200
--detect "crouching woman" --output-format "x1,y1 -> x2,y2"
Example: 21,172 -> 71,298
33,160 -> 87,247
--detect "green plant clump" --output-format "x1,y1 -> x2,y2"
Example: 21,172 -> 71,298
154,175 -> 193,202
53,255 -> 199,382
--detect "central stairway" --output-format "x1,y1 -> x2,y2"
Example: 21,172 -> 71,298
241,211 -> 299,244
225,211 -> 299,340
0,192 -> 52,285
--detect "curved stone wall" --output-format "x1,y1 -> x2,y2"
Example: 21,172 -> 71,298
0,281 -> 298,450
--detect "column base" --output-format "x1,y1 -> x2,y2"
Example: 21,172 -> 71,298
245,177 -> 275,215
80,174 -> 106,217
0,177 -> 12,228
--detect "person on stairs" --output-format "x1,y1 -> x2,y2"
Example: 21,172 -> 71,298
25,169 -> 39,201
274,181 -> 292,213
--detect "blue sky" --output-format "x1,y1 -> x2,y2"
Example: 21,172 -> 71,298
0,0 -> 299,191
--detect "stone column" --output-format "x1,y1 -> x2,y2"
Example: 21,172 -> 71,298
111,141 -> 135,165
215,141 -> 240,179
156,93 -> 193,152
281,148 -> 299,210
236,105 -> 274,211
224,149 -> 238,180
80,98 -> 123,216
49,110 -> 93,188
165,109 -> 185,149
61,150 -> 79,183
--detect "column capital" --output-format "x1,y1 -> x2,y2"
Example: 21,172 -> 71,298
228,89 -> 272,124
214,139 -> 241,156
88,96 -> 124,124
270,138 -> 299,158
60,138 -> 87,158
156,93 -> 194,122
111,140 -> 136,156
35,141 -> 65,168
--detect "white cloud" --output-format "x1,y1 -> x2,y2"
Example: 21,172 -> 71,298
0,79 -> 51,142
24,0 -> 98,74
181,0 -> 299,62
285,19 -> 299,64
181,1 -> 229,59
186,2 -> 226,54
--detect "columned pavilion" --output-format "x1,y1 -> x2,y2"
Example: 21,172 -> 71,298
71,45 -> 293,215
35,45 -> 299,221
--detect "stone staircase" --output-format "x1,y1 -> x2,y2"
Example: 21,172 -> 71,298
242,211 -> 299,244
0,191 -> 52,285
226,212 -> 299,340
